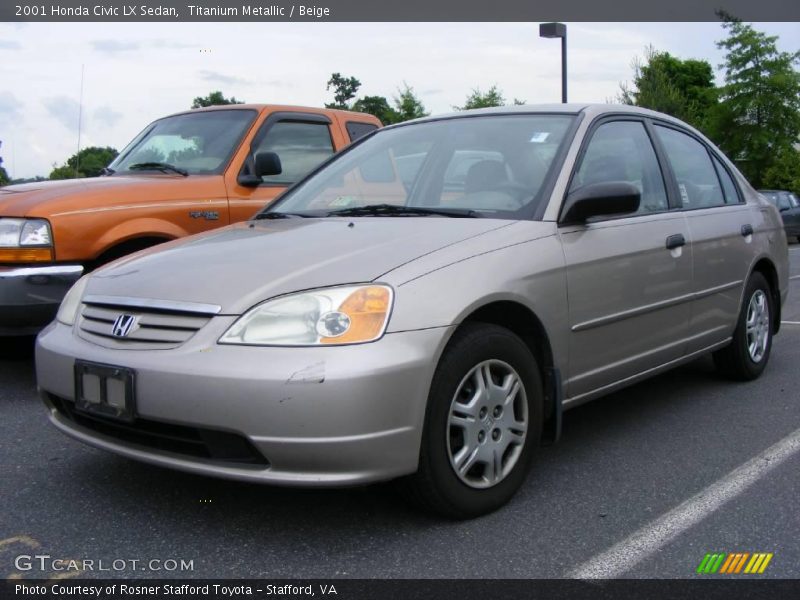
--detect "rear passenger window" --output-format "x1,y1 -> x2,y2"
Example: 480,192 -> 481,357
654,125 -> 725,209
571,120 -> 668,215
346,121 -> 379,142
711,155 -> 741,204
254,121 -> 334,184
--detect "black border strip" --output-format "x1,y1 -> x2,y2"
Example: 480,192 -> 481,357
3,0 -> 799,22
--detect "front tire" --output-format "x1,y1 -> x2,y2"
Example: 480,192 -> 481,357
401,323 -> 543,519
713,272 -> 773,381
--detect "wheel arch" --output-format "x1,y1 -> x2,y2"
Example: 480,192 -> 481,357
90,234 -> 175,269
89,218 -> 188,263
748,256 -> 782,334
458,300 -> 562,445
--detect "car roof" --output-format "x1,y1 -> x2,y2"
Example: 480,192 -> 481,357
162,104 -> 375,121
387,103 -> 694,129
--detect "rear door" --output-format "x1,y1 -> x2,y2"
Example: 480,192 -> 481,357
559,118 -> 693,400
651,123 -> 755,352
225,111 -> 342,222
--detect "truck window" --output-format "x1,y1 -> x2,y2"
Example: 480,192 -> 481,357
110,109 -> 257,175
346,121 -> 379,142
253,121 -> 335,184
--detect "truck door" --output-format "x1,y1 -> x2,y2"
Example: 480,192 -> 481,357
225,111 -> 343,222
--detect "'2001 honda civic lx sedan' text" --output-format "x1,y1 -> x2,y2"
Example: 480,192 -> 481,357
36,104 -> 789,518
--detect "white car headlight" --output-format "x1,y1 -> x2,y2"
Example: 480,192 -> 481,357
56,275 -> 90,326
219,284 -> 393,346
0,218 -> 53,247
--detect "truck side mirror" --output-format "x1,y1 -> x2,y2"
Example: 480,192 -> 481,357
238,152 -> 283,187
254,152 -> 282,177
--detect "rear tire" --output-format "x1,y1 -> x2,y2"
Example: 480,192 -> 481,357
399,323 -> 543,519
713,272 -> 773,381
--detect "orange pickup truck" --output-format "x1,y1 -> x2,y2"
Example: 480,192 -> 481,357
0,104 -> 381,334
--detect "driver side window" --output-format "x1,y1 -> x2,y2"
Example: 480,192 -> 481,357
252,121 -> 335,184
572,120 -> 668,215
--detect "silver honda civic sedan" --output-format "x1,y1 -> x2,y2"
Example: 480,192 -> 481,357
36,104 -> 789,518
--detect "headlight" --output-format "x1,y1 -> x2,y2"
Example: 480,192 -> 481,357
56,275 -> 90,326
0,218 -> 54,262
0,218 -> 53,247
219,284 -> 393,346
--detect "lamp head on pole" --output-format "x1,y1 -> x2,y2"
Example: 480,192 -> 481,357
539,22 -> 566,39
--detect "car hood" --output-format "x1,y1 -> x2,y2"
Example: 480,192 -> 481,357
86,217 -> 517,314
0,175 -> 218,216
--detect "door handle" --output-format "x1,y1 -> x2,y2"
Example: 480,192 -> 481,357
665,234 -> 686,250
741,224 -> 754,236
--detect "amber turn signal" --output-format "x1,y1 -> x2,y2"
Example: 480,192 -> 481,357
0,248 -> 54,263
320,286 -> 392,344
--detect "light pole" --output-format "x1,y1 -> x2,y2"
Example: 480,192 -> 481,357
539,22 -> 567,104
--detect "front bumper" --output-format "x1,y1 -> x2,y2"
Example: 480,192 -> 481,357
0,264 -> 83,335
36,319 -> 451,486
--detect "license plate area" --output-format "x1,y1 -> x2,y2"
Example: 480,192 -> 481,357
74,361 -> 136,422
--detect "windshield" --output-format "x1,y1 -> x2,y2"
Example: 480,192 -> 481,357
110,109 -> 257,175
263,114 -> 576,220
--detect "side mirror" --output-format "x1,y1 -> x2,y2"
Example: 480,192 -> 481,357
237,151 -> 283,187
254,151 -> 282,177
560,181 -> 641,224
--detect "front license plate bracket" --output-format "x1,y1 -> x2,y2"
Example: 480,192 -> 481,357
74,360 -> 136,422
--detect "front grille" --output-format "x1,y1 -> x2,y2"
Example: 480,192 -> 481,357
78,300 -> 214,350
47,394 -> 269,467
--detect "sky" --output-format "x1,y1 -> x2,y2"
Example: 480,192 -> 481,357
0,21 -> 798,179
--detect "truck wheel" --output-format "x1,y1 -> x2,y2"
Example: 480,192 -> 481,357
400,323 -> 542,519
713,272 -> 773,381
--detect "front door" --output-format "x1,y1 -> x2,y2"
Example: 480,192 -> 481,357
560,119 -> 693,400
226,113 -> 340,222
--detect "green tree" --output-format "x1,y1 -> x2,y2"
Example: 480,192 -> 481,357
711,16 -> 800,186
352,95 -> 399,124
325,73 -> 361,109
456,85 -> 506,110
191,91 -> 244,108
0,141 -> 8,186
619,46 -> 717,130
392,83 -> 428,122
49,146 -> 119,180
454,85 -> 524,110
762,146 -> 800,193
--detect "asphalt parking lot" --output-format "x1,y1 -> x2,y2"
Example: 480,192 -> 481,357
2,246 -> 799,580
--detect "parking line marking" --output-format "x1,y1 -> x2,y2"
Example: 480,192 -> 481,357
569,427 -> 800,579
789,275 -> 800,280
781,321 -> 800,325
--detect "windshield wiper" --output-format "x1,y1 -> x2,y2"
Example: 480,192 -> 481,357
325,204 -> 479,218
254,211 -> 316,220
128,162 -> 188,176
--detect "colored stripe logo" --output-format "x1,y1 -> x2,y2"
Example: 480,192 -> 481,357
696,552 -> 773,574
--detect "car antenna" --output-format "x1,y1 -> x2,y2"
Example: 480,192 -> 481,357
75,64 -> 84,178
